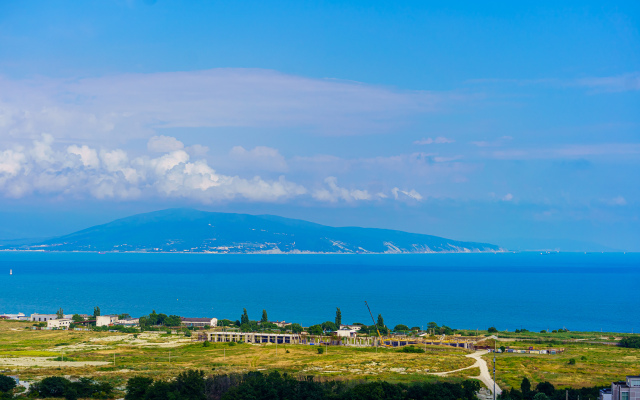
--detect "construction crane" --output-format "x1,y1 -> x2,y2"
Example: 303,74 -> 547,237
365,301 -> 384,347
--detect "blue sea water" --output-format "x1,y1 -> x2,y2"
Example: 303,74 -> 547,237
0,252 -> 638,333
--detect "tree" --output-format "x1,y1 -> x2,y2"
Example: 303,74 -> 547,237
335,307 -> 342,327
394,324 -> 410,332
321,321 -> 337,332
536,382 -> 555,396
119,313 -> 131,319
499,345 -> 506,353
241,308 -> 249,325
533,393 -> 549,400
290,323 -> 303,334
620,336 -> 640,349
93,306 -> 100,317
488,326 -> 498,333
308,325 -> 323,335
71,314 -> 84,323
38,376 -> 70,398
173,369 -> 206,400
568,358 -> 576,365
56,308 -> 64,319
427,321 -> 439,331
164,315 -> 182,327
0,375 -> 16,393
520,377 -> 531,395
261,309 -> 268,323
377,314 -> 385,328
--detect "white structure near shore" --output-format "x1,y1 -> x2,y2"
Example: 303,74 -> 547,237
181,317 -> 217,328
96,315 -> 118,327
47,318 -> 72,329
30,313 -> 72,322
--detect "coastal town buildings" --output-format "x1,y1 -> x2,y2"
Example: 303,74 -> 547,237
30,313 -> 72,322
96,315 -> 119,327
180,317 -> 217,328
47,318 -> 72,329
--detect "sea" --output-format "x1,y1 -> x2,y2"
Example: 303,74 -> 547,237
1,251 -> 638,333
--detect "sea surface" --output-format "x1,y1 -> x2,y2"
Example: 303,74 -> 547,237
1,252 -> 638,333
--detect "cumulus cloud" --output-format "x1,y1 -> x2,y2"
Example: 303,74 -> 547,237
229,146 -> 288,172
391,187 -> 423,201
313,177 -> 372,202
147,135 -> 185,153
0,69 -> 456,143
413,137 -> 455,145
502,193 -> 513,201
0,135 -> 306,202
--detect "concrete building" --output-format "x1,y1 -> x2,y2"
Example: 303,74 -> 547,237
47,318 -> 72,329
335,328 -> 358,338
610,376 -> 640,400
181,317 -> 217,328
271,321 -> 292,328
340,324 -> 362,331
115,317 -> 139,326
0,313 -> 27,320
600,389 -> 612,400
207,331 -> 300,344
30,313 -> 72,322
96,315 -> 118,327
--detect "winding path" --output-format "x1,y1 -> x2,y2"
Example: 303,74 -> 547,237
430,350 -> 502,396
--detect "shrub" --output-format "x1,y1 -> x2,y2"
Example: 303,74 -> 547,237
488,327 -> 498,333
203,341 -> 211,347
317,347 -> 324,354
400,346 -> 425,353
0,375 -> 17,393
568,358 -> 576,365
620,336 -> 640,349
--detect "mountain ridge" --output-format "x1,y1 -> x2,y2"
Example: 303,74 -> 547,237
3,208 -> 502,254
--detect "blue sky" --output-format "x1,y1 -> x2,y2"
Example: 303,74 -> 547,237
0,1 -> 638,250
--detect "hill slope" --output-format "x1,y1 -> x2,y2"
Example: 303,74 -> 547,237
9,209 -> 501,253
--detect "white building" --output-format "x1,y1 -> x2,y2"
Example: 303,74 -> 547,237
335,328 -> 358,338
96,315 -> 118,327
115,317 -> 139,326
30,313 -> 72,322
340,324 -> 362,331
181,317 -> 217,328
0,313 -> 27,320
47,319 -> 72,329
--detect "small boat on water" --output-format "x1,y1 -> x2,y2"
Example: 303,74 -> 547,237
9,269 -> 12,275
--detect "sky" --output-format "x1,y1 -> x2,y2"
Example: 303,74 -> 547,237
0,1 -> 638,250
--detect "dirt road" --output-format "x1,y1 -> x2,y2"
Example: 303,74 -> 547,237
430,350 -> 502,396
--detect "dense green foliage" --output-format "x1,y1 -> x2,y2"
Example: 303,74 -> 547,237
240,309 -> 249,325
335,308 -> 341,327
619,336 -> 640,348
261,310 -> 268,323
0,375 -> 16,393
394,324 -> 410,332
125,370 -> 205,400
499,378 -> 603,400
216,371 -> 480,400
29,377 -> 113,399
400,345 -> 425,353
139,310 -> 182,327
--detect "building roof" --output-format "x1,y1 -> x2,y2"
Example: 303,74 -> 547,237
181,317 -> 214,322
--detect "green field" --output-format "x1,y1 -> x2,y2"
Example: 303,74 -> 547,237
1,321 -> 638,395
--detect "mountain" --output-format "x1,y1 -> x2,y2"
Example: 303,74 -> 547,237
4,208 -> 501,254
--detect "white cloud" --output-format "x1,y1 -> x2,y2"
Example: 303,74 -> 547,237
502,193 -> 513,201
391,187 -> 423,201
488,143 -> 640,160
607,196 -> 627,206
0,134 -> 306,203
0,69 -> 455,143
413,136 -> 455,145
229,145 -> 288,172
471,136 -> 512,147
313,177 -> 372,202
147,135 -> 185,153
576,73 -> 640,92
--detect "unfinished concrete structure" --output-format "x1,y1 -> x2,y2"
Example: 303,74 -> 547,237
207,331 -> 301,344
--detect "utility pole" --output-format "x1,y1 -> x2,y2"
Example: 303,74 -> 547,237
276,339 -> 278,356
493,356 -> 496,400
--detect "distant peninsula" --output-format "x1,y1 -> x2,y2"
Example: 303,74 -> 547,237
2,208 -> 501,254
